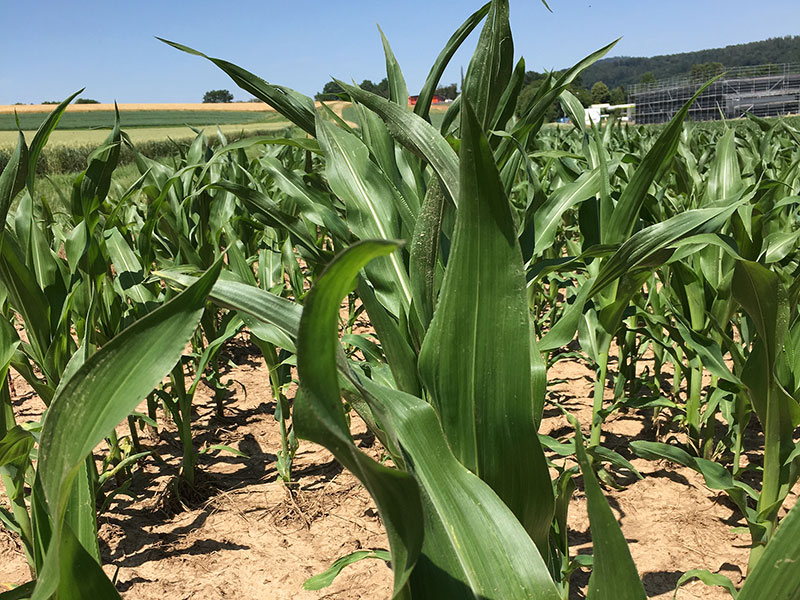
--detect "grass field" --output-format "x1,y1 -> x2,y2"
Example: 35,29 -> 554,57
0,121 -> 292,148
0,109 -> 287,131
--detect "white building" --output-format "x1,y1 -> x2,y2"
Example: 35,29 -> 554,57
585,103 -> 636,126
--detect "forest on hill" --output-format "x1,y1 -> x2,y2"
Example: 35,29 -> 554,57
580,35 -> 800,90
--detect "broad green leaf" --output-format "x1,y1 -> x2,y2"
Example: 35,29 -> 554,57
0,581 -> 35,600
0,233 -> 52,371
31,261 -> 222,599
26,90 -> 82,195
738,499 -> 800,600
409,178 -> 445,330
534,166 -> 602,255
356,378 -> 560,600
0,132 -> 28,237
315,114 -> 412,315
705,128 -> 743,204
293,240 -> 423,597
418,99 -> 553,547
258,155 -> 351,242
378,25 -> 409,106
605,77 -> 719,244
592,204 -> 741,297
104,228 -> 156,308
157,271 -> 302,342
674,569 -> 738,599
733,261 -> 789,368
462,0 -> 513,129
203,180 -> 322,258
630,441 -> 751,513
336,80 -> 460,204
295,240 -> 560,600
0,426 -> 34,469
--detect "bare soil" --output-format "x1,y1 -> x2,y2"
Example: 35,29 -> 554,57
1,337 -> 796,599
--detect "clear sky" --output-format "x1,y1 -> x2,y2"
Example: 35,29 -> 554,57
2,0 -> 799,105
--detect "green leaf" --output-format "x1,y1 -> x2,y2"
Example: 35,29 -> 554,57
303,550 -> 391,591
534,166 -> 602,255
0,426 -> 34,469
705,128 -> 743,204
0,581 -> 35,600
0,132 -> 28,238
336,80 -> 460,205
377,25 -> 409,106
157,271 -> 302,344
413,2 -> 490,121
733,261 -> 789,369
296,240 -> 560,599
418,99 -> 553,548
572,418 -> 646,600
159,39 -> 316,136
315,115 -> 412,314
630,441 -> 751,513
26,90 -> 83,195
408,178 -> 445,330
293,240 -> 423,597
738,499 -> 800,600
674,569 -> 738,599
462,0 -> 514,129
31,260 -> 222,599
104,228 -> 156,308
605,77 -> 719,244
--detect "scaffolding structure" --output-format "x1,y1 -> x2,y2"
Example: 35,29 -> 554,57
629,63 -> 800,124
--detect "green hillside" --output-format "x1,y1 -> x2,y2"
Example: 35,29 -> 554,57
580,36 -> 800,90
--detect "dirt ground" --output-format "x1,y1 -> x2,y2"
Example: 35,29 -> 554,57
1,336 -> 796,599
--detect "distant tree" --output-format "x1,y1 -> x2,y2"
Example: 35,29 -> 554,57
435,83 -> 458,100
523,70 -> 547,88
591,81 -> 611,104
359,79 -> 379,95
75,98 -> 100,104
315,80 -> 345,100
41,100 -> 59,105
610,86 -> 627,105
570,84 -> 592,107
639,72 -> 657,84
202,89 -> 233,103
517,80 -> 548,118
690,62 -> 725,81
515,75 -> 585,123
359,78 -> 390,98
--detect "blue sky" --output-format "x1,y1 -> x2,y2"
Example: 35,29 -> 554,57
2,0 -> 799,104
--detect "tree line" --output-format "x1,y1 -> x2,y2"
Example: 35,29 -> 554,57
315,79 -> 458,101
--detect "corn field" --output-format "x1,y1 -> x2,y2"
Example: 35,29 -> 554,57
1,1 -> 799,598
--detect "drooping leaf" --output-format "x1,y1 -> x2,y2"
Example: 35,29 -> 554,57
159,39 -> 316,135
295,240 -> 561,600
